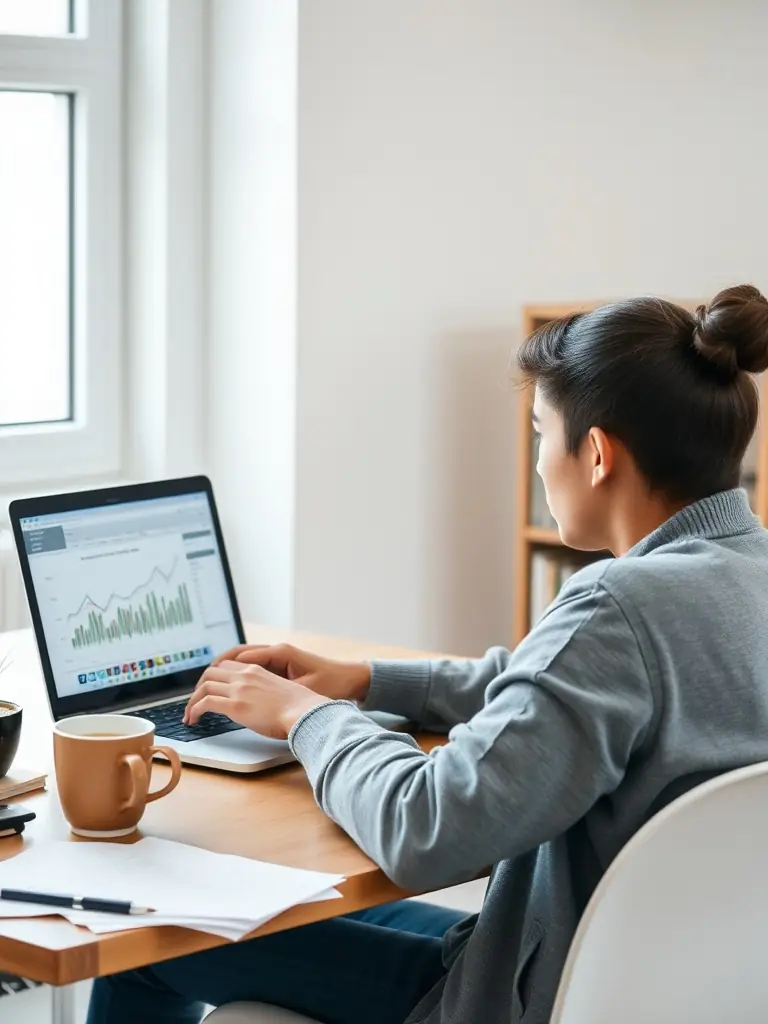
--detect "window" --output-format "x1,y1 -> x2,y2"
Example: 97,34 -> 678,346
0,0 -> 72,36
0,92 -> 71,427
0,1 -> 121,485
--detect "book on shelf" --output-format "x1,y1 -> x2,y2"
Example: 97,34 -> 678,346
529,551 -> 587,627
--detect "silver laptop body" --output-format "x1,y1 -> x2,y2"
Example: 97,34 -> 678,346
11,477 -> 301,773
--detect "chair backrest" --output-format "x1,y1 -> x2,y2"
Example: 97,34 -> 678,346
550,761 -> 768,1024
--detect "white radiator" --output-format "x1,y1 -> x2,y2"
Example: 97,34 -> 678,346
0,531 -> 30,631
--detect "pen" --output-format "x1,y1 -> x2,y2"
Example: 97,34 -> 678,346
0,888 -> 154,915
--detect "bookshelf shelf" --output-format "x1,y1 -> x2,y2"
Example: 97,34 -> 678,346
512,300 -> 768,645
523,526 -> 563,546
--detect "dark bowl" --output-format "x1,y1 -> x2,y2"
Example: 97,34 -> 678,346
0,702 -> 22,778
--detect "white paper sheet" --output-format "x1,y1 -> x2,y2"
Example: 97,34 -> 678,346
65,888 -> 344,940
0,837 -> 345,939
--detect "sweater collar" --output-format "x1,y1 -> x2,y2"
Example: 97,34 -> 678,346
626,488 -> 762,558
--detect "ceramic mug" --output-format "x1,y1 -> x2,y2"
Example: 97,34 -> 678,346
0,700 -> 22,778
53,714 -> 182,837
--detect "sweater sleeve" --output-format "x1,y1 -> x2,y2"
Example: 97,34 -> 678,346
289,578 -> 654,892
362,647 -> 519,732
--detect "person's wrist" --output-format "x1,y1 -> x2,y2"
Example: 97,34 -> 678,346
279,689 -> 331,737
347,662 -> 372,702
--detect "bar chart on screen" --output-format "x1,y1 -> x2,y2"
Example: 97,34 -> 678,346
68,559 -> 195,648
29,532 -> 209,696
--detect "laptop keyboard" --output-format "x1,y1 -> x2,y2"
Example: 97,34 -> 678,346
126,699 -> 245,743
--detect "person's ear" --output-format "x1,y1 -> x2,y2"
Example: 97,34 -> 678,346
588,427 -> 614,487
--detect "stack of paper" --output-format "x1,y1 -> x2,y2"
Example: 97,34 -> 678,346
0,837 -> 344,940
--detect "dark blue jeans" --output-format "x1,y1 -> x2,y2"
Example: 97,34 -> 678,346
86,901 -> 464,1024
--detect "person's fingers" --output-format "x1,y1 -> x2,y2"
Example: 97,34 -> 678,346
184,672 -> 240,721
233,644 -> 301,678
184,675 -> 231,724
186,694 -> 232,725
192,657 -> 252,694
211,644 -> 253,667
213,644 -> 304,677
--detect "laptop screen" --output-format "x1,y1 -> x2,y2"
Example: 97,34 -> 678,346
19,491 -> 241,701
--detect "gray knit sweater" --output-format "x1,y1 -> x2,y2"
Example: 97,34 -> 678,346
289,488 -> 768,1022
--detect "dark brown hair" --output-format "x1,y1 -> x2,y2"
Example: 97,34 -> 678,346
517,285 -> 768,502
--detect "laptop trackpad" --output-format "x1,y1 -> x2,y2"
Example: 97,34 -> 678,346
174,729 -> 290,764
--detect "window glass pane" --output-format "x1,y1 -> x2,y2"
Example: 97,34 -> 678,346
0,0 -> 71,35
0,92 -> 71,426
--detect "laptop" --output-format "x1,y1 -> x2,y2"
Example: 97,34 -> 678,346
10,477 -> 306,773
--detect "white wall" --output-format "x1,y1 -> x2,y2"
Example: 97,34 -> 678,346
125,0 -> 209,482
207,0 -> 298,626
291,0 -> 768,654
210,0 -> 768,655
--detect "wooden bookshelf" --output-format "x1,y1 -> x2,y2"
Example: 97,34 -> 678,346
523,526 -> 563,545
513,301 -> 768,645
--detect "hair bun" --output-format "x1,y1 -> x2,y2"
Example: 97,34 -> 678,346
692,284 -> 768,378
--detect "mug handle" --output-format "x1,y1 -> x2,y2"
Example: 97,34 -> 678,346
145,745 -> 182,803
118,753 -> 149,812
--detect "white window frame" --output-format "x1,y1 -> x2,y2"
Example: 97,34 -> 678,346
0,0 -> 122,485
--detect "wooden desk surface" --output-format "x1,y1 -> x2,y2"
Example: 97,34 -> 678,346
0,626 -> 448,986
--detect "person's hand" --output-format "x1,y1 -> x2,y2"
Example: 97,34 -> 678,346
209,644 -> 371,703
183,660 -> 331,740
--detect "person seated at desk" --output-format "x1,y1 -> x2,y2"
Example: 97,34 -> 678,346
88,285 -> 768,1024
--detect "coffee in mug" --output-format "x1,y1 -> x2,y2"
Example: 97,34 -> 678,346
53,714 -> 182,837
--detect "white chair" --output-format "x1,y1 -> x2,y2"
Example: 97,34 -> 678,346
208,761 -> 768,1024
551,760 -> 768,1023
205,1003 -> 319,1023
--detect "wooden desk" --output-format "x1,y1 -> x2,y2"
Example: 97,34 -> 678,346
0,626 -> 447,987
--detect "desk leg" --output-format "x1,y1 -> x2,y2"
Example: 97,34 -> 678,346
52,984 -> 77,1024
